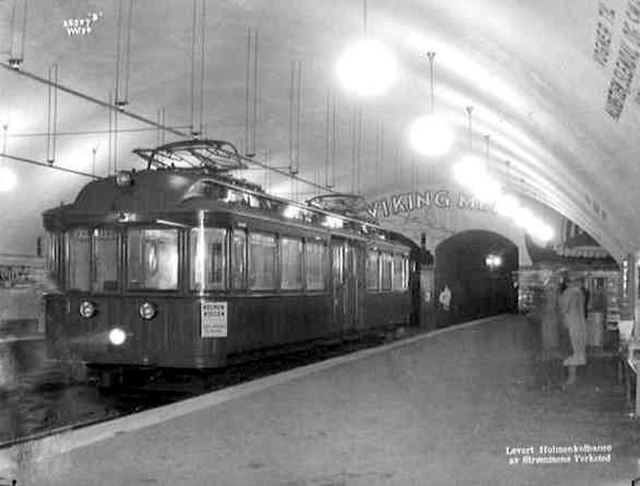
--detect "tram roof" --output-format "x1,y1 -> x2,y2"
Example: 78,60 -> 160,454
42,167 -> 419,250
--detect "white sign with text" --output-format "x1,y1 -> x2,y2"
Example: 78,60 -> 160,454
201,301 -> 228,338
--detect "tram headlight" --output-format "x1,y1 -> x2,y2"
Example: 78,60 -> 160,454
109,328 -> 127,346
139,301 -> 157,320
116,170 -> 133,187
79,300 -> 97,318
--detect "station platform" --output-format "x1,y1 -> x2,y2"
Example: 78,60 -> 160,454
2,314 -> 640,485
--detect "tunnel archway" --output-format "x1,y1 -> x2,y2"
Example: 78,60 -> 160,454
435,230 -> 519,327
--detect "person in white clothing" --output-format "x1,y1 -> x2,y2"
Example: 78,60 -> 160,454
558,275 -> 587,386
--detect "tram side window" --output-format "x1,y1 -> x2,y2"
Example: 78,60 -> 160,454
93,228 -> 119,292
231,230 -> 247,289
392,254 -> 407,292
281,237 -> 303,290
190,228 -> 227,291
45,232 -> 59,280
380,252 -> 392,291
365,250 -> 379,290
128,229 -> 178,290
403,255 -> 410,290
332,244 -> 344,285
305,241 -> 326,290
67,228 -> 91,291
248,233 -> 276,290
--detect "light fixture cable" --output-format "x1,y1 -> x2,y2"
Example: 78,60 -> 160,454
427,51 -> 436,114
466,105 -> 474,151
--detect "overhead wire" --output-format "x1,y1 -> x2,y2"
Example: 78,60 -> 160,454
9,0 -> 17,59
1,62 -> 335,192
331,93 -> 338,189
190,0 -> 197,134
324,88 -> 330,189
295,60 -> 301,176
107,91 -> 113,175
199,0 -> 206,136
114,0 -> 124,105
245,28 -> 252,154
287,60 -> 293,170
124,0 -> 134,103
252,30 -> 259,155
46,64 -> 59,164
20,0 -> 28,60
350,106 -> 356,193
9,125 -> 190,138
0,152 -> 99,179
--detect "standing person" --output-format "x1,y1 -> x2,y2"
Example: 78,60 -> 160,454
439,285 -> 451,312
536,272 -> 562,389
540,274 -> 560,359
558,275 -> 588,386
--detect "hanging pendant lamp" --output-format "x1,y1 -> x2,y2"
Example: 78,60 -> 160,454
409,52 -> 454,158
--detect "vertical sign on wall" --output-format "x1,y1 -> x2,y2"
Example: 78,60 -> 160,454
620,255 -> 632,320
201,301 -> 228,338
635,251 -> 640,335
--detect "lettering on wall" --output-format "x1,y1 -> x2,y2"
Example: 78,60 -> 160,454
584,193 -> 608,221
594,2 -> 616,67
366,190 -> 494,220
0,265 -> 34,289
604,0 -> 640,120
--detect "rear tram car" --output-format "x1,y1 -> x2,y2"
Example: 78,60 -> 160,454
43,140 -> 424,385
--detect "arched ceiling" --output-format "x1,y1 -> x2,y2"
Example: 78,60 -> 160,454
0,0 -> 637,261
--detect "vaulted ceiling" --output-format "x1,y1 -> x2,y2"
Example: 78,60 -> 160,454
0,0 -> 637,261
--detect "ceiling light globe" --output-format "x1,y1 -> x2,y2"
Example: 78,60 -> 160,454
336,39 -> 397,97
494,194 -> 520,218
529,222 -> 554,244
0,167 -> 18,192
453,155 -> 486,188
471,175 -> 502,203
514,207 -> 535,228
537,224 -> 554,243
409,114 -> 455,157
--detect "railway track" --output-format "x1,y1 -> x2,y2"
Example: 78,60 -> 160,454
0,325 -> 415,451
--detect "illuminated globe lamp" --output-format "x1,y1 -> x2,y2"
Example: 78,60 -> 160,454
409,114 -> 455,158
538,224 -> 554,243
494,194 -> 521,218
528,219 -> 554,244
513,207 -> 536,229
336,39 -> 398,97
470,174 -> 502,204
0,166 -> 18,192
453,155 -> 486,188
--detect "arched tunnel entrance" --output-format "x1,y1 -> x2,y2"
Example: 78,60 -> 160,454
435,230 -> 519,327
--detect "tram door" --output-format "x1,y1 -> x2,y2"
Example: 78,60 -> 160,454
332,240 -> 360,330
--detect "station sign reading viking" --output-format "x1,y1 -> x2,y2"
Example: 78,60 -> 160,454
366,190 -> 493,220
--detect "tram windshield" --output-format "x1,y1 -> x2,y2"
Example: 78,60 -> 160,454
128,229 -> 179,290
67,228 -> 91,291
93,228 -> 119,292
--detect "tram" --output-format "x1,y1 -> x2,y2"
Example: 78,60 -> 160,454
43,140 -> 426,384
